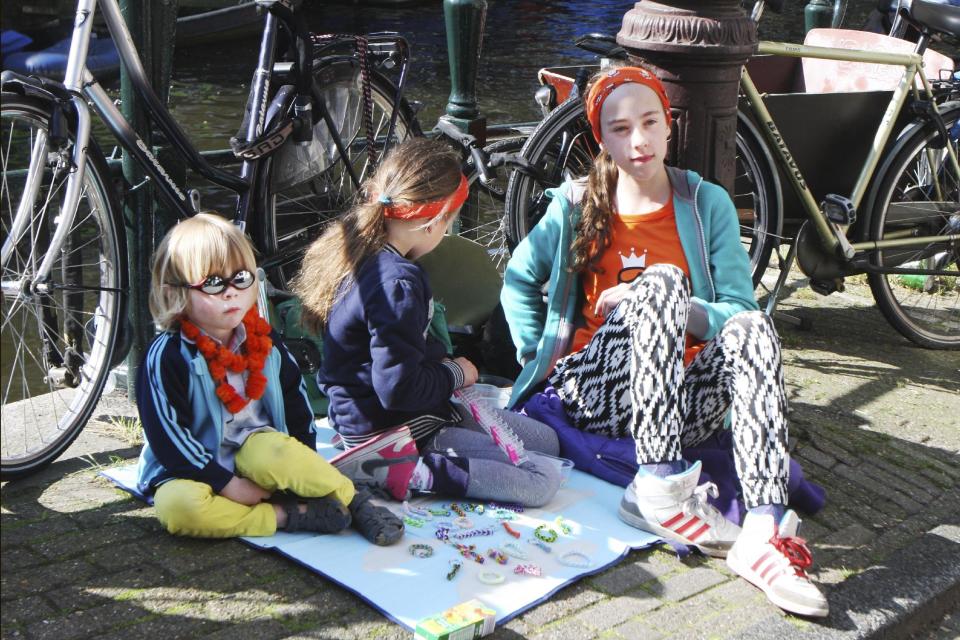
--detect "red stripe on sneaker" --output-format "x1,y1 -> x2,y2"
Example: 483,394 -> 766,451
759,560 -> 778,580
767,569 -> 784,586
752,550 -> 774,572
687,523 -> 711,542
673,516 -> 701,535
661,513 -> 686,528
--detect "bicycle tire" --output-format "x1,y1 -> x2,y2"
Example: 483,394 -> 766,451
504,98 -> 780,288
866,102 -> 960,349
458,136 -> 527,275
1,93 -> 127,479
260,57 -> 419,289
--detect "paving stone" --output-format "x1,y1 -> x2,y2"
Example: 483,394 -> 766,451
530,618 -> 597,640
1,513 -> 81,547
807,431 -> 863,467
868,456 -> 945,498
794,445 -> 837,471
812,523 -> 877,555
857,461 -> 937,507
515,582 -> 605,628
573,594 -> 662,630
588,551 -> 675,595
25,600 -> 145,640
270,585 -> 356,622
0,546 -> 47,572
46,566 -> 169,614
36,521 -> 151,562
94,614 -> 223,640
834,463 -> 923,514
611,618 -> 666,640
0,595 -> 59,627
643,567 -> 728,602
196,587 -> 281,622
197,618 -> 289,640
0,560 -> 100,598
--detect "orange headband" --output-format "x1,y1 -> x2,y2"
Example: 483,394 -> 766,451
378,173 -> 469,220
585,66 -> 672,143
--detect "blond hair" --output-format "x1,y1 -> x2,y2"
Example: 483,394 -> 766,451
292,137 -> 462,334
149,212 -> 257,330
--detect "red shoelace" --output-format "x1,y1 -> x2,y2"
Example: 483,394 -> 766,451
771,534 -> 814,576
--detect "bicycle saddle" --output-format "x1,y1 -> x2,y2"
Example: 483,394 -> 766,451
907,0 -> 960,39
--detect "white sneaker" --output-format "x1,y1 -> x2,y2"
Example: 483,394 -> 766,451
618,461 -> 742,558
727,510 -> 829,618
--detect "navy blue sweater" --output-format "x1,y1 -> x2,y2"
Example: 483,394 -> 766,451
318,246 -> 458,440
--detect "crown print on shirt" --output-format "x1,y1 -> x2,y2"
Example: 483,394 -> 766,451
617,248 -> 648,284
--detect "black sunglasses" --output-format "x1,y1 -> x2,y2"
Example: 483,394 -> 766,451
175,269 -> 256,295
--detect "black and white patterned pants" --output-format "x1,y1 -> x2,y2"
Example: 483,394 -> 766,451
549,264 -> 789,508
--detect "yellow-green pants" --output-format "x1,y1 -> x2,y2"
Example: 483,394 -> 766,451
153,430 -> 355,538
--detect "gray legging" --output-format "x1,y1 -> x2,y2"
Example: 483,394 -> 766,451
420,403 -> 562,507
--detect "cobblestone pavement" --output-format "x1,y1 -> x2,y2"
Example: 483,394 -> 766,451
2,268 -> 958,640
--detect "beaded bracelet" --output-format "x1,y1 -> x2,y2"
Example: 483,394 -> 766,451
454,543 -> 485,564
502,522 -> 521,538
452,526 -> 495,539
491,509 -> 516,521
453,516 -> 474,529
450,503 -> 467,518
488,501 -> 524,513
477,571 -> 505,585
475,504 -> 485,515
487,548 -> 508,565
446,560 -> 462,581
502,542 -> 528,559
408,543 -> 434,558
528,538 -> 552,553
554,516 -> 573,535
534,524 -> 558,543
428,507 -> 452,517
514,563 -> 542,577
403,516 -> 425,528
557,551 -> 592,568
435,526 -> 451,541
403,501 -> 432,520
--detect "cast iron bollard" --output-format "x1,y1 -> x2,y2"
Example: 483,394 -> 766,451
120,0 -> 180,397
441,0 -> 487,143
616,0 -> 757,194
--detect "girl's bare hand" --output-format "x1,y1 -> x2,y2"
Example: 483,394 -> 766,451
220,476 -> 270,506
594,282 -> 634,319
453,356 -> 479,387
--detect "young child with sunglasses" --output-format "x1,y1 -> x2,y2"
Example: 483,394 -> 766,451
501,66 -> 828,617
293,138 -> 562,507
135,213 -> 403,545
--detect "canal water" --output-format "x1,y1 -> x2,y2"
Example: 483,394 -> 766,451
166,0 -> 881,151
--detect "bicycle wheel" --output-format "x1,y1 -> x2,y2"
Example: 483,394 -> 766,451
457,136 -> 527,275
261,58 -> 419,288
1,93 -> 126,479
867,104 -> 960,349
504,98 -> 779,288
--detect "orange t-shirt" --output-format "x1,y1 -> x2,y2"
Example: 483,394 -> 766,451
570,201 -> 704,364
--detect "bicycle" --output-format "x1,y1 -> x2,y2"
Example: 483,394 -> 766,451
504,0 -> 959,349
0,0 -> 420,479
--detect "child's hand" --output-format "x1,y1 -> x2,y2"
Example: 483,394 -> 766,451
594,283 -> 634,319
453,356 -> 479,387
220,476 -> 271,505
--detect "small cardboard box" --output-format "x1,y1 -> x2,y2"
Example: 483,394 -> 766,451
413,599 -> 496,640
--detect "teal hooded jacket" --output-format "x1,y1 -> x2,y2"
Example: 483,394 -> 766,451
501,167 -> 759,408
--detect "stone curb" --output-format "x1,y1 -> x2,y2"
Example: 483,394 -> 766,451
735,523 -> 960,640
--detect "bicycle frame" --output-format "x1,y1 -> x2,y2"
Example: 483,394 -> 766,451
740,39 -> 960,262
1,0 -> 302,286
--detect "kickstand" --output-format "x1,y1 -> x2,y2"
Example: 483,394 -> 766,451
763,242 -> 809,330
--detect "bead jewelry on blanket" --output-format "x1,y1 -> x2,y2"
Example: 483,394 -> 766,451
453,386 -> 528,465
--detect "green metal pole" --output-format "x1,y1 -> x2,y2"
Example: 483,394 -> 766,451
119,0 -> 180,398
805,0 -> 834,33
441,0 -> 487,141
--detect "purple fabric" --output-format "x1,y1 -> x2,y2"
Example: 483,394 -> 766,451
521,387 -> 825,526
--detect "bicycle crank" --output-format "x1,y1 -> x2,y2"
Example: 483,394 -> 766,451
795,221 -> 860,291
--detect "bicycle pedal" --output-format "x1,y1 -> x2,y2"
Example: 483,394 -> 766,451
822,194 -> 856,226
809,277 -> 844,296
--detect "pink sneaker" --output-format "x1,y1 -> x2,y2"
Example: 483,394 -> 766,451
726,510 -> 829,618
329,426 -> 419,501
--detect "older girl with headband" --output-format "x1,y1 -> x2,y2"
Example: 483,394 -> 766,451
501,66 -> 828,617
294,138 -> 562,508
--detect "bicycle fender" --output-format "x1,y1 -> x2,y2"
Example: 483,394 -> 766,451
859,100 -> 960,241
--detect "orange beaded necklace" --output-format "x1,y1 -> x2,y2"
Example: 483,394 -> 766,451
180,308 -> 273,414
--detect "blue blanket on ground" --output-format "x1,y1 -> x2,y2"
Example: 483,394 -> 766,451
102,424 -> 662,631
